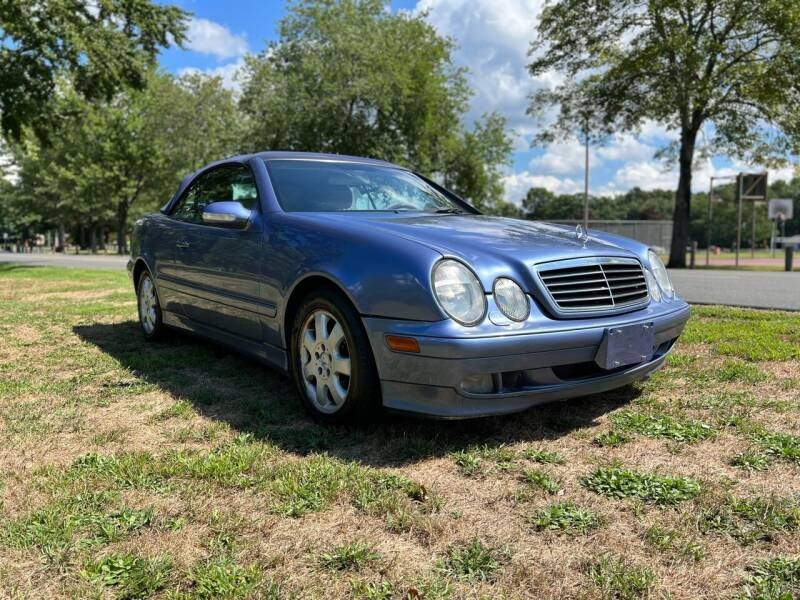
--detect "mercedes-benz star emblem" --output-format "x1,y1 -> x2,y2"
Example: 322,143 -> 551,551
575,224 -> 589,245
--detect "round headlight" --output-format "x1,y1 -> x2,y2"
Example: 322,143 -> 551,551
648,250 -> 674,298
432,259 -> 486,326
493,278 -> 529,322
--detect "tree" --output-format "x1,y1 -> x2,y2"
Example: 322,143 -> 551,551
10,71 -> 242,253
440,113 -> 513,212
240,0 -> 511,212
0,0 -> 187,141
529,0 -> 800,267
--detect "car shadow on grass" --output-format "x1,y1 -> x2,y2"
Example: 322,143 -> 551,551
73,321 -> 640,467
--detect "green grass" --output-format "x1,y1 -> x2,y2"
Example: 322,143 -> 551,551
610,410 -> 716,442
520,468 -> 560,495
320,542 -> 381,572
593,430 -> 633,448
83,553 -> 172,599
699,495 -> 800,545
755,431 -> 800,465
644,524 -> 704,562
530,502 -> 602,535
586,554 -> 655,600
682,306 -> 800,362
730,451 -> 770,472
523,447 -> 565,464
582,465 -> 701,506
1,266 -> 798,598
436,538 -> 506,582
738,556 -> 800,600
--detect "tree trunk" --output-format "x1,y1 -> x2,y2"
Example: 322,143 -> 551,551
57,222 -> 66,251
668,129 -> 697,268
117,201 -> 128,255
90,225 -> 98,254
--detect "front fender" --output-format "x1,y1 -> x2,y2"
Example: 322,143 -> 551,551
269,213 -> 445,322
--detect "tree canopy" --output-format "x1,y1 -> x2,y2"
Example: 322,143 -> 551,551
5,71 -> 240,252
240,0 -> 512,211
0,0 -> 187,141
529,0 -> 800,266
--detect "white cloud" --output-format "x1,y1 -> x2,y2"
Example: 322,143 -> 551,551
502,170 -> 583,203
416,0 -> 545,133
529,137 -> 597,175
186,18 -> 248,59
178,58 -> 246,91
595,135 -> 655,162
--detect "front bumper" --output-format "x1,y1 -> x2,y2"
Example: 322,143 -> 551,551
363,301 -> 690,418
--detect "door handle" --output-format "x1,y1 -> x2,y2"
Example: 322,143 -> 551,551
176,241 -> 190,249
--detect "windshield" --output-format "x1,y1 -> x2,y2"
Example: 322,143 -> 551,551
264,159 -> 467,213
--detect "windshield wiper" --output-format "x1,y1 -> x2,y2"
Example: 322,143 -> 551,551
434,208 -> 465,214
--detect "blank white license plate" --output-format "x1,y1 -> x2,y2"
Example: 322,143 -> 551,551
595,323 -> 655,370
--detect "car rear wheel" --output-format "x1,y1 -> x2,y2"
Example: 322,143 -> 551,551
137,270 -> 165,340
290,290 -> 380,423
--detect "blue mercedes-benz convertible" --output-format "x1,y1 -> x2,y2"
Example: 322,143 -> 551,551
128,151 -> 690,422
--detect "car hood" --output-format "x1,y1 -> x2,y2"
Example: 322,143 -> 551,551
313,213 -> 644,291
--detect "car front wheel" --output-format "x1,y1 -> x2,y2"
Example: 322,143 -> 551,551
290,290 -> 380,423
137,270 -> 165,340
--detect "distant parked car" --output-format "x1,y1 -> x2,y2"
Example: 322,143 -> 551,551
129,152 -> 690,423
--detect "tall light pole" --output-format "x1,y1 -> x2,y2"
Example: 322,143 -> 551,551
583,117 -> 590,231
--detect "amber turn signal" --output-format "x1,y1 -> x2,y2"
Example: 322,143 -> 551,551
385,335 -> 420,353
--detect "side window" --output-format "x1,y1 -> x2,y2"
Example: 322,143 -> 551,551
171,164 -> 258,224
171,180 -> 202,222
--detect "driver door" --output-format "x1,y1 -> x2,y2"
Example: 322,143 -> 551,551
168,163 -> 267,341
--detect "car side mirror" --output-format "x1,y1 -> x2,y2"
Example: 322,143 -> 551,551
202,201 -> 252,229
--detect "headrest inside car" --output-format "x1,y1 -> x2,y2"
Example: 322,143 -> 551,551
315,185 -> 353,210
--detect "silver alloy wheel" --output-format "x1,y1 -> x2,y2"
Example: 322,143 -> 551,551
138,275 -> 158,335
299,309 -> 351,413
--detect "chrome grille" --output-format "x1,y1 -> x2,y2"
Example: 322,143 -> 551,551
536,258 -> 649,314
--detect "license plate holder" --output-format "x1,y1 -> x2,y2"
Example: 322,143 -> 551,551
595,322 -> 655,370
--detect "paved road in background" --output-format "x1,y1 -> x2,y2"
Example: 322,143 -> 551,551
0,252 -> 127,270
2,252 -> 798,311
669,269 -> 800,311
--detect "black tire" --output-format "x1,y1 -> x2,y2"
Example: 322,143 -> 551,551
289,288 -> 380,423
136,270 -> 165,341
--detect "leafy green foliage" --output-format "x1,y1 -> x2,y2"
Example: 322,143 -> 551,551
529,0 -> 800,266
738,556 -> 800,600
593,430 -> 633,448
644,525 -> 704,562
755,432 -> 800,465
83,553 -> 172,599
319,542 -> 380,572
523,447 -> 565,464
582,465 -> 701,506
437,538 -> 505,582
530,502 -> 602,534
451,449 -> 484,477
610,410 -> 715,442
699,495 -> 800,545
188,557 -> 261,598
730,452 -> 770,472
0,0 -> 187,140
8,70 -> 242,253
521,468 -> 560,495
239,0 -> 511,211
586,554 -> 655,600
350,579 -> 394,600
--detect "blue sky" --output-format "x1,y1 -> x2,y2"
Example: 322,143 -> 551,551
157,0 -> 795,203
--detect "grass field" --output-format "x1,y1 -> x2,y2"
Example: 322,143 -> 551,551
0,264 -> 798,599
